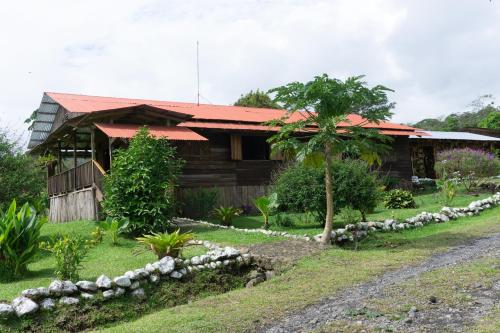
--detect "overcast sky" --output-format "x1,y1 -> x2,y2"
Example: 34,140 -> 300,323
1,0 -> 499,142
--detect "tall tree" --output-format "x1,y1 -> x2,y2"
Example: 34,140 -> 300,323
267,74 -> 394,244
234,89 -> 281,109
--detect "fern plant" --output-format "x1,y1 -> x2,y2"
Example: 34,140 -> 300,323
136,229 -> 193,259
0,200 -> 46,277
211,206 -> 241,226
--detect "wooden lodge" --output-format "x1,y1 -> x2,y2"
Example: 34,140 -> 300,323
28,92 -> 427,223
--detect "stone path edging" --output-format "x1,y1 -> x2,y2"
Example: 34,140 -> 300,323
174,192 -> 500,245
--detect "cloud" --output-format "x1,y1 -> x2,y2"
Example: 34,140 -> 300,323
0,0 -> 499,144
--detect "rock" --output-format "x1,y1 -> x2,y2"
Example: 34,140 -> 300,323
22,287 -> 50,300
80,292 -> 94,300
130,288 -> 146,300
408,306 -> 418,318
113,276 -> 131,288
40,298 -> 56,311
154,256 -> 175,275
246,276 -> 265,288
76,280 -> 98,292
224,247 -> 240,257
133,268 -> 149,279
191,256 -> 201,265
149,274 -> 160,284
124,270 -> 139,280
96,275 -> 113,289
102,290 -> 115,299
265,270 -> 276,280
59,297 -> 79,305
114,288 -> 126,297
12,297 -> 39,317
145,263 -> 157,274
170,270 -> 183,279
130,281 -> 141,290
48,280 -> 78,296
0,303 -> 14,317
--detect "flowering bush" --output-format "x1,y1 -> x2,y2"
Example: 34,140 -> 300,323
434,148 -> 500,191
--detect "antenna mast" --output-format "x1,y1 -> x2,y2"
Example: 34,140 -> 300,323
196,40 -> 200,106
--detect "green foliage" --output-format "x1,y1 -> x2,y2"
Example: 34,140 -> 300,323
211,206 -> 242,226
267,74 -> 394,242
98,217 -> 129,245
384,189 -> 416,209
478,111 -> 500,129
273,213 -> 295,228
273,159 -> 379,223
40,235 -> 91,280
180,188 -> 218,219
435,148 -> 500,192
253,195 -> 276,229
0,200 -> 46,277
136,230 -> 193,259
436,178 -> 459,205
0,129 -> 46,211
234,89 -> 281,109
90,226 -> 104,245
413,95 -> 499,130
103,127 -> 184,235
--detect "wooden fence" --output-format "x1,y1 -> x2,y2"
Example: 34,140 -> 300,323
48,160 -> 105,197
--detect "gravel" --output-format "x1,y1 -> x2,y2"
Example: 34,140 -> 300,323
259,233 -> 500,333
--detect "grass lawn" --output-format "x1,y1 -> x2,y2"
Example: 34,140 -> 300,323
98,207 -> 500,333
206,190 -> 492,236
0,221 -> 282,301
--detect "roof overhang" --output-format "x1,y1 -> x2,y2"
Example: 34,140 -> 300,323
95,123 -> 208,141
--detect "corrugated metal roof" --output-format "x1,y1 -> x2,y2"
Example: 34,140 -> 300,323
409,131 -> 500,141
94,123 -> 208,141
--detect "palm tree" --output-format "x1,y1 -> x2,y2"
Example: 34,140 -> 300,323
267,74 -> 394,244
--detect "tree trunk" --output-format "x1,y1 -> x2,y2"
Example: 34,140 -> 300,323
320,143 -> 334,245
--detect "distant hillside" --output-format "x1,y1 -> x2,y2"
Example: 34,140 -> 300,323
412,96 -> 500,131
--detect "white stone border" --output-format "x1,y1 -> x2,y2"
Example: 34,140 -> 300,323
0,241 -> 252,318
175,193 -> 500,245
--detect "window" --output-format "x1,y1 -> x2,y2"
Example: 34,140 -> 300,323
230,134 -> 271,160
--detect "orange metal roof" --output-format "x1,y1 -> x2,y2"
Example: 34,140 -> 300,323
178,121 -> 318,133
46,92 -> 422,133
94,123 -> 208,141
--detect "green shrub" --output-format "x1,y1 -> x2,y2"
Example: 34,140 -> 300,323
436,178 -> 459,205
273,159 -> 379,222
435,148 -> 500,191
181,188 -> 218,219
0,129 -> 46,211
273,213 -> 295,228
40,235 -> 90,280
0,200 -> 46,277
136,230 -> 194,259
384,189 -> 416,209
103,127 -> 184,235
211,206 -> 241,226
253,194 -> 278,230
98,217 -> 129,245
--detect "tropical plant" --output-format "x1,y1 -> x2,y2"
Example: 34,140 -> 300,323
267,74 -> 394,244
211,206 -> 242,226
338,206 -> 363,251
136,230 -> 194,259
90,226 -> 104,245
0,129 -> 46,211
253,196 -> 273,229
181,188 -> 218,219
234,89 -> 281,109
436,177 -> 459,205
99,217 -> 129,245
103,127 -> 184,235
384,189 -> 416,209
40,235 -> 90,280
0,200 -> 46,277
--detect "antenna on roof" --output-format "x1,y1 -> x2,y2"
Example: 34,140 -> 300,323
196,40 -> 200,106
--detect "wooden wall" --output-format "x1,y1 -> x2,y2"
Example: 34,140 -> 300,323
49,188 -> 97,223
379,136 -> 413,179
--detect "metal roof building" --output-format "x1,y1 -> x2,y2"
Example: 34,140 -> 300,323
409,131 -> 500,141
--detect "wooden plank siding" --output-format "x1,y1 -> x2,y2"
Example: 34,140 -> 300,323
379,136 -> 413,179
